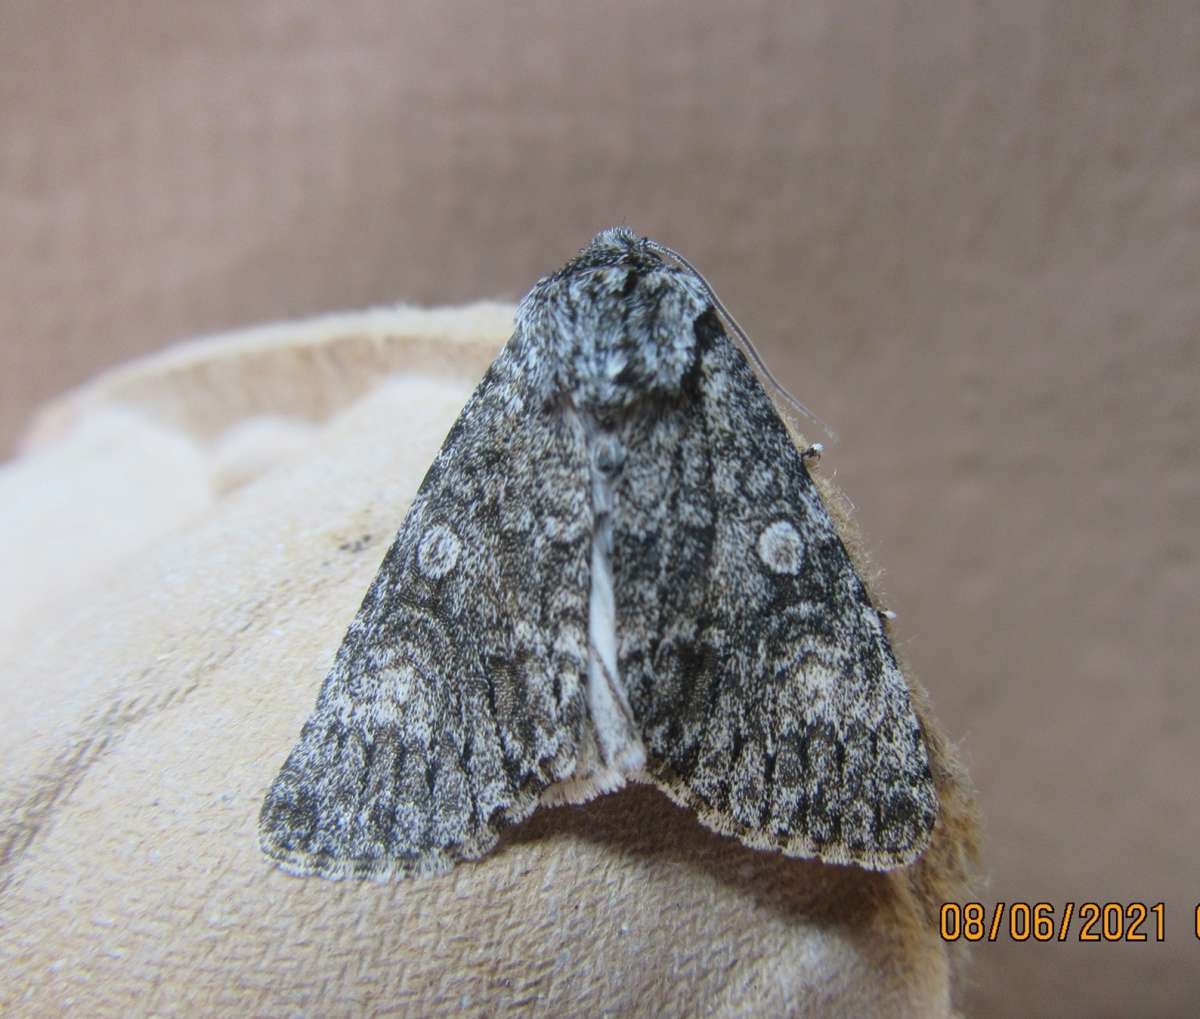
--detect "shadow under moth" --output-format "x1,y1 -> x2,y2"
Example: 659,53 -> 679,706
259,228 -> 937,880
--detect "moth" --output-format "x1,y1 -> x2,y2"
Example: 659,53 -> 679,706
259,228 -> 937,880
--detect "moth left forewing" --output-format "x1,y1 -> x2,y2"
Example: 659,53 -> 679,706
621,314 -> 937,870
258,341 -> 593,880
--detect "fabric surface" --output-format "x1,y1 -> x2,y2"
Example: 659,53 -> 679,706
2,3 -> 1197,1014
0,310 -> 975,1016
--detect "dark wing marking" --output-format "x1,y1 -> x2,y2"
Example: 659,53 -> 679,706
259,336 -> 591,879
616,310 -> 937,869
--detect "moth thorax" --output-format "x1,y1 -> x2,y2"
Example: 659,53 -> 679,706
564,348 -> 692,412
553,277 -> 706,411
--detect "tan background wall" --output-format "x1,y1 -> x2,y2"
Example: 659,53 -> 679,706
2,2 -> 1197,1016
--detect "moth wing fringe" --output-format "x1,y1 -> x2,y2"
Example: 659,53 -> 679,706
257,787 -> 545,882
641,762 -> 931,872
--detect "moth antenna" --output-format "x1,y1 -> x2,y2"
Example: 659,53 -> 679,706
645,240 -> 838,444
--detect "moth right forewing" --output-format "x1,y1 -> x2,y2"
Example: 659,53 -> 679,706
622,316 -> 937,870
610,398 -> 717,745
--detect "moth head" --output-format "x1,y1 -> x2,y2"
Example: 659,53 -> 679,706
517,228 -> 711,413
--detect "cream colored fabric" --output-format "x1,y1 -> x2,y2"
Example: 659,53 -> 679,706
1,309 -> 975,1016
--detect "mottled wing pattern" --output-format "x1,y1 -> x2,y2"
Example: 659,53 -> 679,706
617,311 -> 937,868
259,337 -> 591,879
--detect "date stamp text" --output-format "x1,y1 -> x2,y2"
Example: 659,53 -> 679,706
939,902 -> 1171,943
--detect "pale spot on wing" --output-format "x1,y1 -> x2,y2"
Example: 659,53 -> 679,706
417,524 -> 461,578
757,520 -> 806,575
